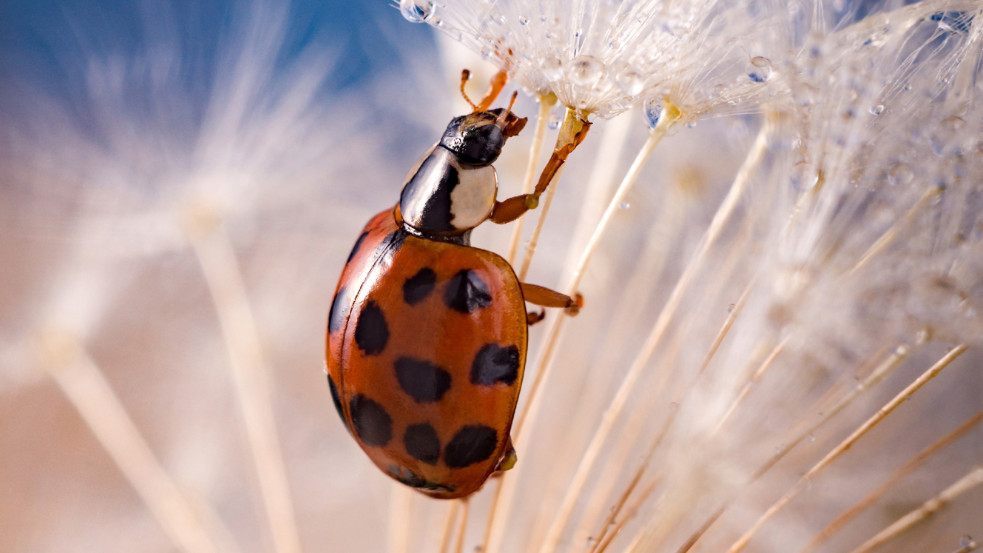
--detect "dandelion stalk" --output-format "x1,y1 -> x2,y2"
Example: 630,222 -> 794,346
516,107 -> 590,280
437,500 -> 461,553
507,93 -> 557,265
849,465 -> 983,553
36,330 -> 234,553
185,203 -> 302,553
676,342 -> 916,553
537,104 -> 768,553
478,105 -> 676,553
388,485 -> 414,553
802,407 -> 983,553
726,344 -> 969,553
453,498 -> 470,553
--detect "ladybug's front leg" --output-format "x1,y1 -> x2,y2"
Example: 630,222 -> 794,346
489,122 -> 591,225
520,282 -> 583,316
489,193 -> 539,224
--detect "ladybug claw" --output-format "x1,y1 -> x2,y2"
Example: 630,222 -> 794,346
495,438 -> 517,472
565,293 -> 584,316
527,309 -> 546,325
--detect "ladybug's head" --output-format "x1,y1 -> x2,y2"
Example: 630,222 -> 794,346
399,109 -> 527,238
439,108 -> 527,166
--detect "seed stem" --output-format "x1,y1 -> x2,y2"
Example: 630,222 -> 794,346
37,330 -> 235,553
849,465 -> 983,553
725,344 -> 968,553
802,407 -> 983,553
187,205 -> 302,553
507,94 -> 556,265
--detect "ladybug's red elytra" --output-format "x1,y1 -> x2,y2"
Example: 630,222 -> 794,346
326,71 -> 585,499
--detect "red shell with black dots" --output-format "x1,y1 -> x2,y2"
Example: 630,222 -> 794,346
326,208 -> 528,498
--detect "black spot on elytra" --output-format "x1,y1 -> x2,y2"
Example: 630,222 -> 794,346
386,465 -> 455,492
328,286 -> 347,334
395,357 -> 451,403
444,269 -> 492,313
349,395 -> 392,447
403,267 -> 437,305
404,423 -> 441,465
346,231 -> 369,264
327,375 -> 345,423
355,300 -> 389,355
444,425 -> 498,468
471,343 -> 521,386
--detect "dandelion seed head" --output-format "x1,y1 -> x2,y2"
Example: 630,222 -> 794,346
409,1 -> 791,119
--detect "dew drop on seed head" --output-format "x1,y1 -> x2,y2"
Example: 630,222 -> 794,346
747,56 -> 773,83
568,55 -> 604,86
541,56 -> 563,80
399,0 -> 435,23
869,104 -> 885,116
790,161 -> 819,191
961,535 -> 976,548
518,15 -> 528,25
887,162 -> 913,186
547,112 -> 561,130
644,97 -> 663,128
930,115 -> 966,155
619,201 -> 630,210
614,66 -> 644,96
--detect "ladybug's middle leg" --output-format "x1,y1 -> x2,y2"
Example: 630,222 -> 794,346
520,282 -> 583,316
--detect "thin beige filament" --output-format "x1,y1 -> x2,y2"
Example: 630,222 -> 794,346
725,344 -> 968,553
187,205 -> 302,553
507,94 -> 557,265
37,331 -> 235,553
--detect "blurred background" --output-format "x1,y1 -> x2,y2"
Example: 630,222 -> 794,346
2,1 -> 981,552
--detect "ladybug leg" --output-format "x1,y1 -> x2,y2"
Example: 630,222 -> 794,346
526,308 -> 546,326
494,435 -> 518,473
521,282 -> 583,316
489,123 -> 592,226
489,193 -> 539,224
532,122 -> 592,196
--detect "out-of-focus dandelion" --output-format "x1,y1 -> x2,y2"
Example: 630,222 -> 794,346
2,0 -> 982,552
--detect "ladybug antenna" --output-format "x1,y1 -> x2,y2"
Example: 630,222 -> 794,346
459,68 -> 510,113
496,91 -> 519,125
459,69 -> 479,111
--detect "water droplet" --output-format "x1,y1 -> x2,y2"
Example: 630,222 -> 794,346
747,56 -> 773,83
887,162 -> 913,186
614,66 -> 644,96
960,535 -> 976,548
869,104 -> 885,116
807,433 -> 816,443
399,0 -> 435,23
895,345 -> 909,356
568,55 -> 604,86
547,112 -> 561,130
790,161 -> 819,191
518,15 -> 528,26
930,115 -> 967,155
619,201 -> 630,210
541,56 -> 562,80
902,82 -> 912,92
643,97 -> 663,128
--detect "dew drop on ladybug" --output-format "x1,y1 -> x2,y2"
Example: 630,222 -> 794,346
325,70 -> 583,499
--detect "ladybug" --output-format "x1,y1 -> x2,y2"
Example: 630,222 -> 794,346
326,71 -> 586,499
